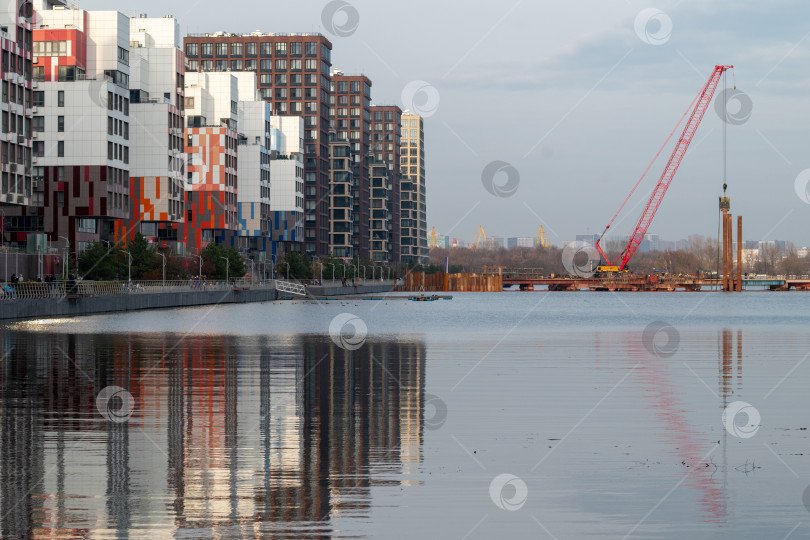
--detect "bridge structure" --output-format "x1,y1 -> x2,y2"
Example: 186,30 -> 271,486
482,268 -> 810,292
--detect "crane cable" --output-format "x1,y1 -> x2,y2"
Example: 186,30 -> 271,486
597,87 -> 702,242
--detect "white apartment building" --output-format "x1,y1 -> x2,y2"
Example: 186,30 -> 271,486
32,5 -> 131,252
128,14 -> 185,249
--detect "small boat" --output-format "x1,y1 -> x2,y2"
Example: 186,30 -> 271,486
408,294 -> 452,302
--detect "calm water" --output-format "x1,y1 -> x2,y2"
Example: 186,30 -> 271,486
1,292 -> 810,539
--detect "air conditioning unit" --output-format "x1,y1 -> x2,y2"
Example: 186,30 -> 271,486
31,157 -> 37,163
32,81 -> 38,88
10,163 -> 17,172
32,132 -> 38,139
31,106 -> 37,113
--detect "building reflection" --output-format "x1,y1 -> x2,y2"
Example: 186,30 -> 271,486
0,331 -> 426,538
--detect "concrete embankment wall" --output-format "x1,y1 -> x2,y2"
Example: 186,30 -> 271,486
0,288 -> 278,321
303,283 -> 395,297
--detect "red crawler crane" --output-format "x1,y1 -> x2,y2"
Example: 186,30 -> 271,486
595,65 -> 733,271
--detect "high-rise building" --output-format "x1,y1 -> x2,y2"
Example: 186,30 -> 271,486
183,71 -> 238,254
267,115 -> 304,258
0,0 -> 34,231
30,4 -> 132,254
126,14 -> 186,252
183,32 -> 333,256
328,136 -> 353,259
400,113 -> 427,265
368,161 -> 391,262
369,104 -> 402,264
330,72 -> 371,259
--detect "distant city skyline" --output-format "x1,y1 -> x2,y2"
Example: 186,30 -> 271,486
83,0 -> 810,245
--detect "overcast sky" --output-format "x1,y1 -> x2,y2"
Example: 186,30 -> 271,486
84,0 -> 810,246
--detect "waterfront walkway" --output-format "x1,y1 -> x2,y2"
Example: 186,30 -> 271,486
0,278 -> 397,320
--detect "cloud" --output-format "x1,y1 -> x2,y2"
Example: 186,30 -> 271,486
444,1 -> 810,95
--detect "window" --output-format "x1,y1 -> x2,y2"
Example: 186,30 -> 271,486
246,42 -> 257,56
201,60 -> 213,72
186,43 -> 198,57
57,116 -> 64,132
275,42 -> 287,56
57,141 -> 64,157
57,90 -> 64,107
275,59 -> 286,71
215,60 -> 227,71
118,46 -> 129,66
305,42 -> 317,57
304,59 -> 317,71
216,42 -> 228,57
289,59 -> 301,71
260,59 -> 272,72
260,42 -> 272,56
290,42 -> 301,56
230,60 -> 242,71
57,191 -> 64,207
230,42 -> 242,56
260,74 -> 272,85
201,42 -> 213,57
185,96 -> 195,109
290,74 -> 302,85
275,73 -> 287,85
245,59 -> 256,71
187,59 -> 199,72
32,116 -> 43,132
32,90 -> 43,106
32,40 -> 67,57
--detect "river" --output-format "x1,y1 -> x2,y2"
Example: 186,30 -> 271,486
0,292 -> 808,539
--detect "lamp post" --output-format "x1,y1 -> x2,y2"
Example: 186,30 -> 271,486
220,256 -> 229,284
361,265 -> 366,282
58,236 -> 70,280
283,262 -> 290,281
342,264 -> 347,279
121,250 -> 132,283
159,252 -> 166,283
312,256 -> 322,283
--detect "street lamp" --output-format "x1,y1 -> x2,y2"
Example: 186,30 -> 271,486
220,256 -> 230,284
58,236 -> 70,280
361,265 -> 366,281
158,251 -> 166,283
121,250 -> 132,283
312,256 -> 323,283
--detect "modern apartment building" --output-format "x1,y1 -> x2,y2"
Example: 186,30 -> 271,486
183,71 -> 238,254
330,72 -> 371,259
267,115 -> 304,257
236,97 -> 272,260
328,137 -> 353,259
30,4 -> 131,254
369,104 -> 402,264
400,113 -> 427,265
0,0 -> 36,246
368,161 -> 391,262
183,32 -> 333,256
126,14 -> 186,251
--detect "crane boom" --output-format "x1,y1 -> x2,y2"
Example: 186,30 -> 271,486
595,65 -> 732,271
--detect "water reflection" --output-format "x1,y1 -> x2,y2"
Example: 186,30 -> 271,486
0,332 -> 426,539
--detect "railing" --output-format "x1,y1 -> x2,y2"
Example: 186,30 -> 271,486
0,278 -> 275,301
275,280 -> 306,296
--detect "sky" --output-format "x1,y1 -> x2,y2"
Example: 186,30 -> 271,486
82,0 -> 810,246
